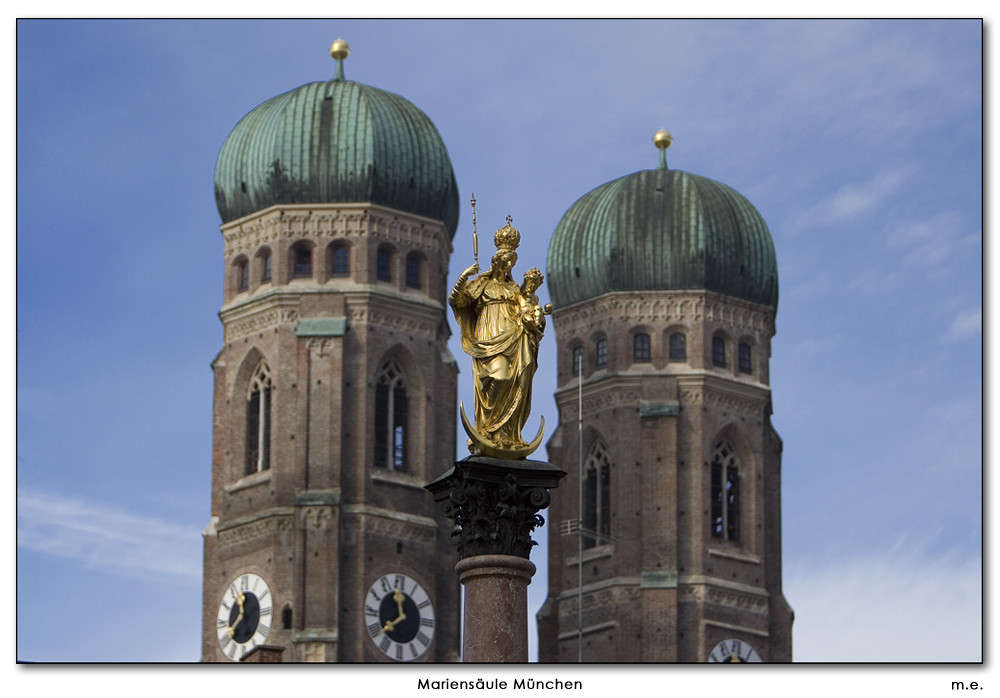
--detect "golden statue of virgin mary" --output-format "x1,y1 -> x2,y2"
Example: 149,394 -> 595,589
449,218 -> 551,459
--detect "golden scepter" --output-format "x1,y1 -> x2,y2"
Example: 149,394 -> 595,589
471,193 -> 479,268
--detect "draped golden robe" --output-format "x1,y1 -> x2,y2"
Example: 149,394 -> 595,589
450,273 -> 539,449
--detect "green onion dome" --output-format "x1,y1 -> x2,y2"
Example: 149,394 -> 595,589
546,131 -> 778,309
214,41 -> 459,236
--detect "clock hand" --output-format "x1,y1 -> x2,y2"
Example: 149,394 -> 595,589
393,588 -> 406,622
378,589 -> 408,635
228,592 -> 246,637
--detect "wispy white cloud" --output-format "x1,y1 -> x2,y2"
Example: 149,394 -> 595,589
886,210 -> 979,271
785,546 -> 981,662
786,167 -> 911,235
16,490 -> 202,580
944,307 -> 982,343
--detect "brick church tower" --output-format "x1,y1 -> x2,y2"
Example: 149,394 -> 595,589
201,41 -> 461,663
537,131 -> 793,662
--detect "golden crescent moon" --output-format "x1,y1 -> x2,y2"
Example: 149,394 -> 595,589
460,402 -> 545,460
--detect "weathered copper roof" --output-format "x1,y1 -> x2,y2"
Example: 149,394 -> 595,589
214,76 -> 459,235
546,167 -> 778,309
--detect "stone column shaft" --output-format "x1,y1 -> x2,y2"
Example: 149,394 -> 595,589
457,555 -> 535,663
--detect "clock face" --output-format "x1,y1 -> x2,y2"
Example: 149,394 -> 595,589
216,573 -> 273,661
708,638 -> 762,663
364,573 -> 435,662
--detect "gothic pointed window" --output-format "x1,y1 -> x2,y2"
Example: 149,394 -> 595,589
572,346 -> 584,376
245,361 -> 272,475
582,441 -> 611,549
711,439 -> 740,541
374,358 -> 408,471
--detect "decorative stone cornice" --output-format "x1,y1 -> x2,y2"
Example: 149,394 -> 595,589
344,291 -> 443,339
300,506 -> 332,529
554,375 -> 642,419
677,374 -> 770,416
677,575 -> 769,615
555,578 -> 643,614
340,504 -> 439,544
217,509 -> 295,548
220,203 -> 451,260
552,290 -> 774,339
221,293 -> 300,342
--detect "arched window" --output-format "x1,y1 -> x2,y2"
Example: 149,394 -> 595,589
405,253 -> 422,288
711,439 -> 740,541
281,605 -> 293,630
292,243 -> 312,278
236,259 -> 249,292
712,335 -> 727,367
245,361 -> 272,475
377,245 -> 393,282
572,346 -> 584,376
738,342 -> 752,374
669,332 -> 686,361
374,358 -> 407,471
330,243 -> 350,277
260,249 -> 272,283
583,441 -> 611,549
633,333 -> 651,362
595,338 -> 608,369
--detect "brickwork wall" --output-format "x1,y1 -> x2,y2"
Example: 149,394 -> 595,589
202,203 -> 460,662
538,290 -> 792,663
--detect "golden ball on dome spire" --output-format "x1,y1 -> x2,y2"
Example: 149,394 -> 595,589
653,129 -> 673,150
330,38 -> 350,61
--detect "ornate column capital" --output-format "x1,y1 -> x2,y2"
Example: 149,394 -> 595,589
426,456 -> 566,560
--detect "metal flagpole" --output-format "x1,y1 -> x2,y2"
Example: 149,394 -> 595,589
577,349 -> 583,663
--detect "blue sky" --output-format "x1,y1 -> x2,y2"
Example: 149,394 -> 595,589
12,16 -> 985,691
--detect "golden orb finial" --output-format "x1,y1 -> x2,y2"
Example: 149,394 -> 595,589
654,129 -> 673,170
330,38 -> 350,61
331,39 -> 350,81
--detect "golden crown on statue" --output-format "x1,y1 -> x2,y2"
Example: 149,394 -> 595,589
494,216 -> 521,252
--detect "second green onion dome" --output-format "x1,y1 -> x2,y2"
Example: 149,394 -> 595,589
214,40 -> 460,236
546,131 -> 778,310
